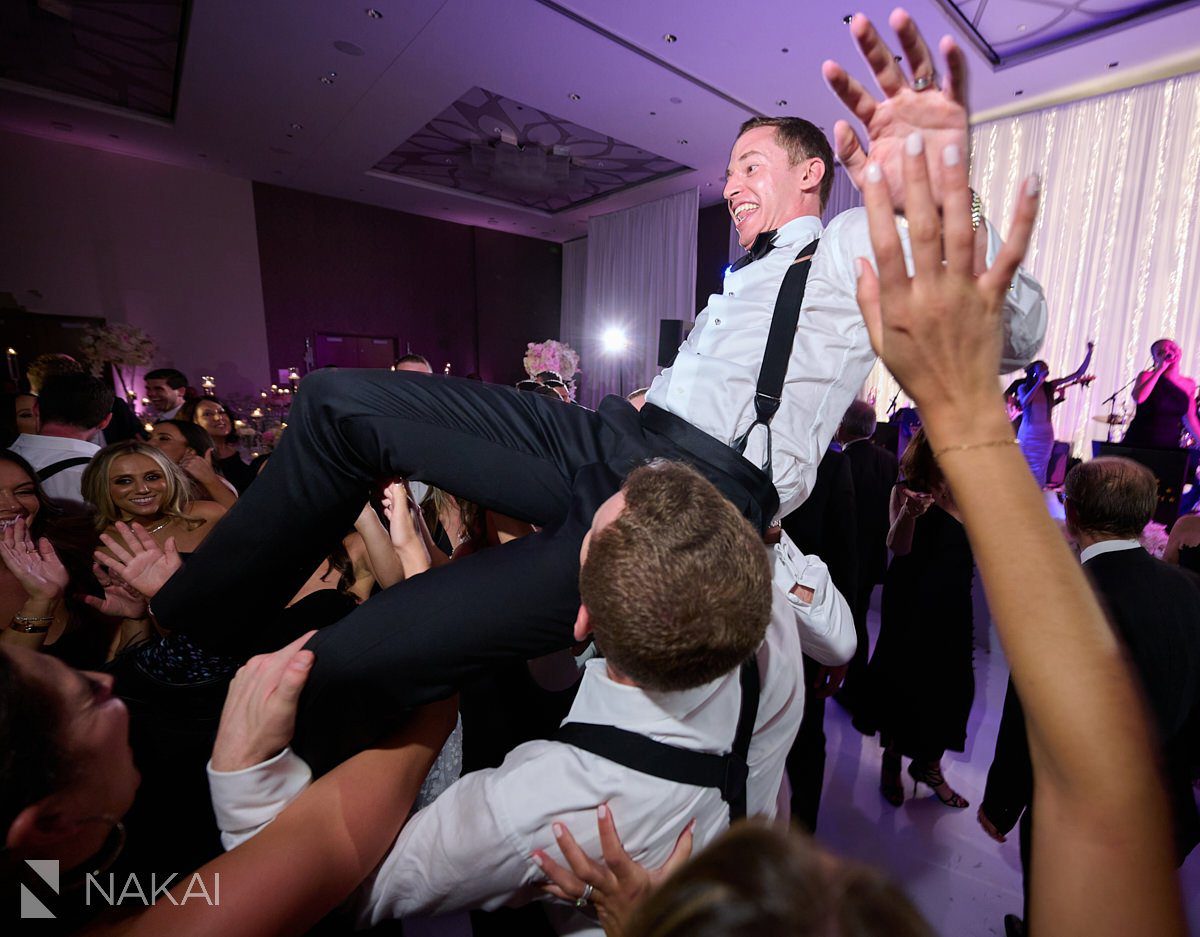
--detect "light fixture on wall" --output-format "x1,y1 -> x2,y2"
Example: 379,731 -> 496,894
601,327 -> 629,354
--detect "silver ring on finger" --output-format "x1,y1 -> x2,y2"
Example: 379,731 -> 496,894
911,74 -> 936,92
575,883 -> 594,907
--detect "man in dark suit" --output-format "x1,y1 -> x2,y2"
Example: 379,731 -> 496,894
980,457 -> 1200,937
781,445 -> 857,831
832,399 -> 898,713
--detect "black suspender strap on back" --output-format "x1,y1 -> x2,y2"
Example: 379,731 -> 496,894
733,238 -> 821,475
36,457 -> 92,483
556,656 -> 761,821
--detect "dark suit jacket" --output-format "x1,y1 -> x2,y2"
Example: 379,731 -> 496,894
982,545 -> 1200,861
841,438 -> 899,589
782,447 -> 858,601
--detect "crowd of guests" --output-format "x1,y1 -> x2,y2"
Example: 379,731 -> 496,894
1,9 -> 1196,937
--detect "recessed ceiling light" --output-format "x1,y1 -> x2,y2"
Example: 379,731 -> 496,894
1108,60 -> 1119,68
366,8 -> 383,18
777,99 -> 787,106
290,122 -> 303,131
1015,89 -> 1024,96
327,71 -> 337,78
843,14 -> 854,24
706,182 -> 712,187
649,111 -> 657,116
1016,23 -> 1027,32
568,93 -> 581,101
781,47 -> 789,53
663,33 -> 677,43
894,55 -> 902,63
334,40 -> 365,56
670,96 -> 682,104
678,138 -> 688,145
320,76 -> 335,85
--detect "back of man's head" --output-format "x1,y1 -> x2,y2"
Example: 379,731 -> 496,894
579,461 -> 772,692
37,374 -> 115,432
145,367 -> 189,389
838,399 -> 878,442
1064,457 -> 1157,540
26,354 -> 83,394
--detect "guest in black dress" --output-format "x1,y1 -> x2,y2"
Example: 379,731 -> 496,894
856,429 -> 973,808
1123,339 -> 1200,448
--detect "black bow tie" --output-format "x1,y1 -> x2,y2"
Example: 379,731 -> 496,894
730,230 -> 778,272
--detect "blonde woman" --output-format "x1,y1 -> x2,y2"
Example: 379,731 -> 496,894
82,441 -> 225,560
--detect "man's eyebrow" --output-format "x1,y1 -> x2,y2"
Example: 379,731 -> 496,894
725,150 -> 768,178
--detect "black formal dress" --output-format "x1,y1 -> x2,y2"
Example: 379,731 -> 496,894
1124,378 -> 1191,448
982,545 -> 1200,917
781,447 -> 858,832
837,437 -> 899,708
856,500 -> 975,760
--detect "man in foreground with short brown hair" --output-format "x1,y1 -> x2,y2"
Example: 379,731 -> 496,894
210,460 -> 844,931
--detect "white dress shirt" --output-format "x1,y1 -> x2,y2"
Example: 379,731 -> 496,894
208,573 -> 833,932
646,208 -> 1047,521
9,433 -> 99,509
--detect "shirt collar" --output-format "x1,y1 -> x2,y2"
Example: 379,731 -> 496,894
772,213 -> 823,248
1079,538 -> 1143,564
564,659 -> 737,752
14,433 -> 99,454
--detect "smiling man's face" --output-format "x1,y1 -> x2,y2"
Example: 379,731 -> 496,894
723,125 -> 821,250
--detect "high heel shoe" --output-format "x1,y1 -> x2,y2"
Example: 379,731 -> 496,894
907,761 -> 969,808
880,752 -> 904,807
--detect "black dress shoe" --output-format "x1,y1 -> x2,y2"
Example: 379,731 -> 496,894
1004,913 -> 1026,937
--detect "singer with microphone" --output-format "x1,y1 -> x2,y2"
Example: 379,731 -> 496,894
1123,339 -> 1200,449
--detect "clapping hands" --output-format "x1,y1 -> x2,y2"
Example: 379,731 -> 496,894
0,516 -> 68,602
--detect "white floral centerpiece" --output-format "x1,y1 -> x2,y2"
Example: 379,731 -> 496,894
523,339 -> 581,396
79,323 -> 158,402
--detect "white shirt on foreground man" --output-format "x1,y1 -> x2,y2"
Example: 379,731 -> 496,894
208,543 -> 853,933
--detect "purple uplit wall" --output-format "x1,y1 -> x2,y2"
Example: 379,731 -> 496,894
252,184 -> 561,384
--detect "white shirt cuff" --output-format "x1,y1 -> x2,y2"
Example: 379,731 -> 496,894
207,746 -> 312,849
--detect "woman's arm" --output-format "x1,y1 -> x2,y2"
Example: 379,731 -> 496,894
0,518 -> 69,650
1055,340 -> 1094,388
382,482 -> 435,578
886,486 -> 930,556
1132,364 -> 1165,404
1163,514 -> 1200,565
856,135 -> 1183,937
353,503 -> 404,590
180,451 -> 238,510
1015,372 -> 1045,410
93,637 -> 457,937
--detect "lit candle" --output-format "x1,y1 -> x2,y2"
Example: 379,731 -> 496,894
201,375 -> 216,396
6,347 -> 17,382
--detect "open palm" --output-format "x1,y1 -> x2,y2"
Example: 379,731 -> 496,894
0,518 -> 68,601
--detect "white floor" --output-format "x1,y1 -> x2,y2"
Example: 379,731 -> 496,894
815,585 -> 1200,936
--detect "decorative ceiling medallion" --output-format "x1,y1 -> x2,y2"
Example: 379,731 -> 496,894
372,87 -> 690,213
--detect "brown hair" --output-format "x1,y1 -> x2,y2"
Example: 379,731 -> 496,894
1064,457 -> 1157,539
736,117 -> 835,211
579,461 -> 771,691
898,428 -> 942,494
628,823 -> 935,937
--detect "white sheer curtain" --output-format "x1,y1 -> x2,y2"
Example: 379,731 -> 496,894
865,70 -> 1200,451
570,188 -> 699,407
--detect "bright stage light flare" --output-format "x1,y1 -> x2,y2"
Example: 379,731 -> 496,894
601,327 -> 629,354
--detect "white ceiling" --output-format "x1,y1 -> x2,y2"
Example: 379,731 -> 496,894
2,0 -> 1199,242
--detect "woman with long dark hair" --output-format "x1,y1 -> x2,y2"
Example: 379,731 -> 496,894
177,397 -> 256,493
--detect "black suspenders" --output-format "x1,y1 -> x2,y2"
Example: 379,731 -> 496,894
556,656 -> 761,821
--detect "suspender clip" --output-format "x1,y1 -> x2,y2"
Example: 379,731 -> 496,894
754,392 -> 782,421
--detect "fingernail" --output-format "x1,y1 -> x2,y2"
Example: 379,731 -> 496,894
865,162 -> 882,184
553,822 -> 564,838
687,819 -> 697,834
598,803 -> 608,819
905,131 -> 923,156
855,257 -> 868,278
943,143 -> 961,167
530,852 -> 544,867
1026,174 -> 1041,196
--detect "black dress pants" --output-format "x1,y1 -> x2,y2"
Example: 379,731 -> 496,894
153,369 -> 760,769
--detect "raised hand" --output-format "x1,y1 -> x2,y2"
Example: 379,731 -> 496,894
180,448 -> 218,485
823,8 -> 968,211
0,516 -> 69,601
96,521 -> 183,599
382,481 -> 422,550
210,630 -> 317,772
85,561 -> 149,620
532,805 -> 694,937
854,128 -> 1039,437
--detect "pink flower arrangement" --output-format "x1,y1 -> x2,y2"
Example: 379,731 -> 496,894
523,340 -> 581,383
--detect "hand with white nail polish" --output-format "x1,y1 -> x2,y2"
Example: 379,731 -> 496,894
822,8 -> 970,213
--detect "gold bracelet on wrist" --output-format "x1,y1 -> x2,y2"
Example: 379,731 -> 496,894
932,438 -> 1020,460
10,614 -> 54,634
969,188 -> 983,231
